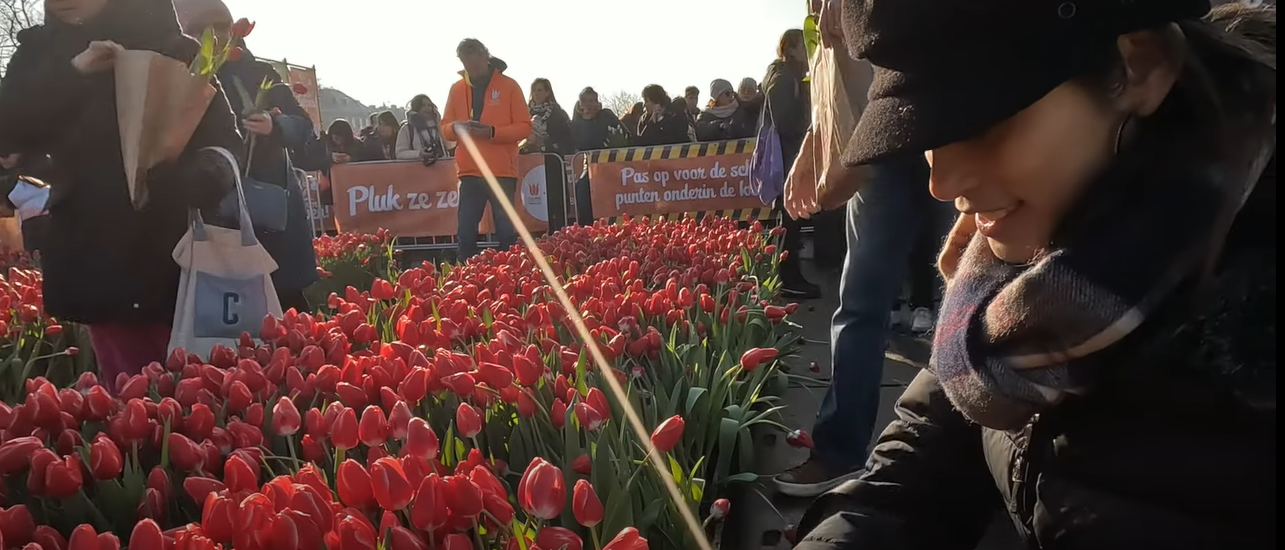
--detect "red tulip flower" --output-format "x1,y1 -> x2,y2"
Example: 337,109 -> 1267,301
739,347 -> 779,372
601,526 -> 649,550
0,505 -> 36,546
786,429 -> 815,449
572,479 -> 604,527
650,415 -> 685,453
128,519 -> 165,550
571,453 -> 592,475
441,533 -> 472,550
455,403 -> 482,439
88,434 -> 123,480
410,474 -> 449,531
166,432 -> 205,473
573,401 -> 607,431
370,457 -> 414,511
337,458 -> 376,509
404,417 -> 440,460
44,455 -> 85,499
230,17 -> 255,39
271,397 -> 301,436
710,497 -> 731,521
68,523 -> 122,550
332,406 -> 360,450
442,475 -> 484,517
337,513 -> 378,550
537,527 -> 584,550
517,457 -> 566,520
0,437 -> 43,475
358,405 -> 389,448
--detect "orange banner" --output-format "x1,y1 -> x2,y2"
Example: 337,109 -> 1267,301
330,156 -> 552,238
587,151 -> 762,218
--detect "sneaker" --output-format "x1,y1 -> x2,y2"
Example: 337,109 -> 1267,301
781,279 -> 822,300
910,307 -> 935,333
773,458 -> 865,498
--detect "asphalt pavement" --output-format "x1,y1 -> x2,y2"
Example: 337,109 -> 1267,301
730,259 -> 1024,550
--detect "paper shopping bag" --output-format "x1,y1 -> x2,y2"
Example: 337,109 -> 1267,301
115,50 -> 216,210
810,46 -> 869,191
169,147 -> 282,358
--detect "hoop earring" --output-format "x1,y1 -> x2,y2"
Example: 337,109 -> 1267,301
1113,115 -> 1132,156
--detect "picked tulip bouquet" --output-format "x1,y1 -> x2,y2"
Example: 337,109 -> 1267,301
0,216 -> 806,549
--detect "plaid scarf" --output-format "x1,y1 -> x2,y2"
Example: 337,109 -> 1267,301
932,129 -> 1275,431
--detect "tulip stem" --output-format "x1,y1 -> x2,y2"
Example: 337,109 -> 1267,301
471,518 -> 486,550
286,437 -> 298,470
590,525 -> 603,550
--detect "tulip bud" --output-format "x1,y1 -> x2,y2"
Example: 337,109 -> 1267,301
650,415 -> 685,454
572,479 -> 604,527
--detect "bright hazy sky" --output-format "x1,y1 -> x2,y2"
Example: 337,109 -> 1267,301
222,0 -> 805,112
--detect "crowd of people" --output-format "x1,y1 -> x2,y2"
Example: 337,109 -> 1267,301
311,31 -> 826,297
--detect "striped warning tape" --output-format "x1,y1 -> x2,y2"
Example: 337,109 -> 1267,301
585,138 -> 756,164
604,208 -> 773,225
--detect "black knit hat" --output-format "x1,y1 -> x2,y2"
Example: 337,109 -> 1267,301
841,0 -> 1213,166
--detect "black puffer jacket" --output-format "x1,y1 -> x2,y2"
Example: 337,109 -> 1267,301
795,166 -> 1277,549
694,101 -> 758,141
762,59 -> 810,161
0,0 -> 242,325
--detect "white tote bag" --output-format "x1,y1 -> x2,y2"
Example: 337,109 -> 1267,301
169,147 -> 283,358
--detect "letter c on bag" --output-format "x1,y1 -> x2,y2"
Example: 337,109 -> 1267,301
223,292 -> 240,325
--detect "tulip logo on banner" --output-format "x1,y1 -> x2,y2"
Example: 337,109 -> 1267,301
520,165 -> 548,223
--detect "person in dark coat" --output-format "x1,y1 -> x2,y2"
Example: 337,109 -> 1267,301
176,0 -> 320,314
363,111 -> 401,161
620,102 -> 645,144
0,0 -> 242,391
634,85 -> 692,146
695,78 -> 758,141
763,28 -> 821,299
523,78 -> 573,156
794,2 -> 1276,549
569,87 -> 628,224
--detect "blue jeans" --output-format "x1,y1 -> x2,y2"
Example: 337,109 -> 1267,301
811,156 -> 954,469
457,176 -> 518,259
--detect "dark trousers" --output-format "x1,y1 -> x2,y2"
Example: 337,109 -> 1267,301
21,215 -> 50,254
907,215 -> 944,308
574,172 -> 593,224
457,175 -> 518,259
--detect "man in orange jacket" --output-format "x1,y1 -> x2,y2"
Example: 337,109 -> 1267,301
441,38 -> 532,259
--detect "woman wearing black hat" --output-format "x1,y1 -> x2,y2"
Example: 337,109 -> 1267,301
795,1 -> 1275,549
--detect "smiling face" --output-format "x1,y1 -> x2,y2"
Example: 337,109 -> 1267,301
46,0 -> 109,24
926,83 -> 1117,262
926,31 -> 1180,263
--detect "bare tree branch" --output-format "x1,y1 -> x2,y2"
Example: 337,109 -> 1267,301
603,90 -> 641,118
0,0 -> 43,78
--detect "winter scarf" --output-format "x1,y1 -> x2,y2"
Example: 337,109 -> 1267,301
931,116 -> 1276,431
704,100 -> 740,120
529,100 -> 558,140
407,111 -> 446,157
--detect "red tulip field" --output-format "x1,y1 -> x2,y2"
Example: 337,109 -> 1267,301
0,217 -> 808,550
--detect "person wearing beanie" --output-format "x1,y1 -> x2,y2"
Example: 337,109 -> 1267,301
176,0 -> 321,314
695,78 -> 757,141
794,1 -> 1275,548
